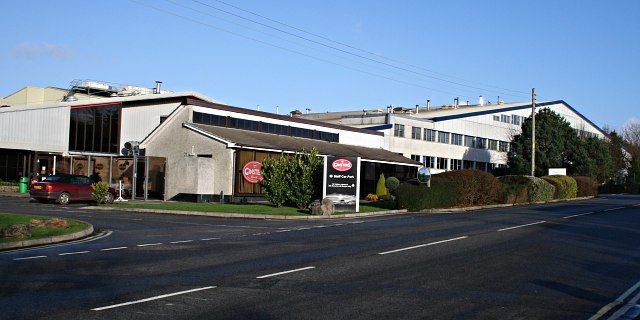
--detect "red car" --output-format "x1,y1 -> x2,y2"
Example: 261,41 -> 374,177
30,174 -> 116,205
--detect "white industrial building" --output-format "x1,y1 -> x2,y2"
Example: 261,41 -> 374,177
301,99 -> 606,174
0,81 -> 419,202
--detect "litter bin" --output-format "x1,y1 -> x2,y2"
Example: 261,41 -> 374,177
19,177 -> 29,193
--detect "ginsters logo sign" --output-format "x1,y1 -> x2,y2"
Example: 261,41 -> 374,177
242,161 -> 263,183
331,159 -> 352,172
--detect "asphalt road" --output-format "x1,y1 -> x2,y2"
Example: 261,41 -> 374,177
1,195 -> 639,319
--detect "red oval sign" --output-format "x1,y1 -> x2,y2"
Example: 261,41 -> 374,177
332,159 -> 352,172
242,161 -> 264,183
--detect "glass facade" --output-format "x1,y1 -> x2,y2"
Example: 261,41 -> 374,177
69,103 -> 120,153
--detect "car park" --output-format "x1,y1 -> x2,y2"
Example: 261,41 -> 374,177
29,174 -> 116,205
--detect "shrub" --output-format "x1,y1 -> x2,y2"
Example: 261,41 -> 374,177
541,175 -> 578,199
376,174 -> 388,197
396,176 -> 458,211
261,154 -> 289,207
385,177 -> 400,194
598,181 -> 625,194
438,169 -> 505,206
573,176 -> 598,197
366,194 -> 378,201
498,175 -> 555,204
287,149 -> 323,209
91,182 -> 110,204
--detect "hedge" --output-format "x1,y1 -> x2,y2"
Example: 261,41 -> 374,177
396,176 -> 458,211
498,175 -> 555,204
573,176 -> 598,197
541,175 -> 578,199
438,169 -> 505,206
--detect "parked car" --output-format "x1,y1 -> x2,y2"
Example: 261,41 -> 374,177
30,174 -> 116,205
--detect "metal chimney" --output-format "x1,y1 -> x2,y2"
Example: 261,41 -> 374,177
427,100 -> 431,110
276,105 -> 280,114
305,108 -> 311,114
387,105 -> 392,114
154,81 -> 162,94
256,104 -> 260,111
454,97 -> 459,109
479,95 -> 485,106
415,104 -> 419,114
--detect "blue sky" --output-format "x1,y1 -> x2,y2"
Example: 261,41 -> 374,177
1,0 -> 638,129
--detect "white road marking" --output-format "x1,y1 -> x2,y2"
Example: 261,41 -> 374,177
589,278 -> 640,320
58,251 -> 90,256
256,266 -> 316,279
13,255 -> 47,261
563,212 -> 595,219
276,229 -> 291,233
170,240 -> 193,244
378,236 -> 468,255
200,237 -> 220,241
0,230 -> 113,256
603,207 -> 625,212
607,289 -> 640,319
100,247 -> 127,251
296,227 -> 311,230
137,243 -> 163,247
91,286 -> 216,311
497,221 -> 546,232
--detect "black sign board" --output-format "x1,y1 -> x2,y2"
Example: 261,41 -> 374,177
323,156 -> 360,212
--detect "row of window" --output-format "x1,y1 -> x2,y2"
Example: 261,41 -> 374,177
69,104 -> 120,154
410,154 -> 508,172
193,112 -> 339,143
397,124 -> 511,152
493,114 -> 523,126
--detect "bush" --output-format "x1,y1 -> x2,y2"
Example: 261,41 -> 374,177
396,176 -> 458,211
376,174 -> 388,197
261,154 -> 289,207
286,149 -> 323,209
91,182 -> 110,204
498,175 -> 555,204
438,169 -> 505,206
573,176 -> 598,197
541,175 -> 578,199
385,177 -> 400,194
366,194 -> 378,201
598,181 -> 625,194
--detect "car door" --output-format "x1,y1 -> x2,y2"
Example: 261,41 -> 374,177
78,176 -> 94,200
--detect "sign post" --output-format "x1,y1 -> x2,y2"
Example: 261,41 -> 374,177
323,156 -> 360,212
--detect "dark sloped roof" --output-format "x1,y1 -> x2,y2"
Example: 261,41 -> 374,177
187,123 -> 420,166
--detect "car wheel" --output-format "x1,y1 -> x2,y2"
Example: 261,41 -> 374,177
104,193 -> 114,204
57,192 -> 71,205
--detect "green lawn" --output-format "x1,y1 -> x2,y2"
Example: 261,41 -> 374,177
0,213 -> 89,243
106,201 -> 395,215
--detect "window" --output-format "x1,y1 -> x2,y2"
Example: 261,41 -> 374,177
450,159 -> 462,170
475,137 -> 487,149
423,156 -> 435,168
493,115 -> 500,121
501,114 -> 510,123
451,133 -> 463,146
230,118 -> 258,131
475,161 -> 487,171
69,103 -> 120,153
499,141 -> 509,152
464,136 -> 475,148
394,124 -> 405,138
411,127 -> 422,140
424,129 -> 436,142
488,139 -> 498,151
437,157 -> 448,170
463,160 -> 474,169
411,154 -> 421,162
512,115 -> 521,126
438,131 -> 450,144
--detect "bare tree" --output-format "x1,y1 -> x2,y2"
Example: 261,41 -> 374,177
622,118 -> 640,147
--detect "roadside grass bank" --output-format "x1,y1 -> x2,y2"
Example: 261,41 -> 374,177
0,213 -> 88,243
104,202 -> 391,215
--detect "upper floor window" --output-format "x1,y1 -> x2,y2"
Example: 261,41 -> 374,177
424,129 -> 436,142
512,115 -> 521,126
499,141 -> 510,152
438,131 -> 450,144
464,136 -> 475,148
394,124 -> 405,138
451,133 -> 463,146
69,103 -> 120,154
475,137 -> 487,149
423,156 -> 435,168
411,127 -> 422,140
488,139 -> 498,151
501,114 -> 510,124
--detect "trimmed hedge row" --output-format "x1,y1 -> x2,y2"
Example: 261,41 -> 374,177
396,170 -> 594,212
542,175 -> 578,199
573,176 -> 598,197
396,176 -> 458,211
498,175 -> 555,204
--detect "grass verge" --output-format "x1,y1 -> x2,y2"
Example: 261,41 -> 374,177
0,213 -> 88,243
106,202 -> 394,215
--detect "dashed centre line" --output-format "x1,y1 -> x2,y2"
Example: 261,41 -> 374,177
58,251 -> 90,256
603,207 -> 625,212
100,247 -> 128,251
256,266 -> 316,279
497,221 -> 546,232
563,212 -> 595,219
13,255 -> 46,261
169,240 -> 193,244
137,243 -> 163,247
378,236 -> 469,255
200,237 -> 220,241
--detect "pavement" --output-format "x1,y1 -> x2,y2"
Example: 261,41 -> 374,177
0,194 -> 639,319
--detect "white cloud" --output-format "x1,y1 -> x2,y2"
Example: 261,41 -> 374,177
11,42 -> 74,60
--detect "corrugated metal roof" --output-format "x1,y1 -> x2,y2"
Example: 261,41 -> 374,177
186,123 -> 421,166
